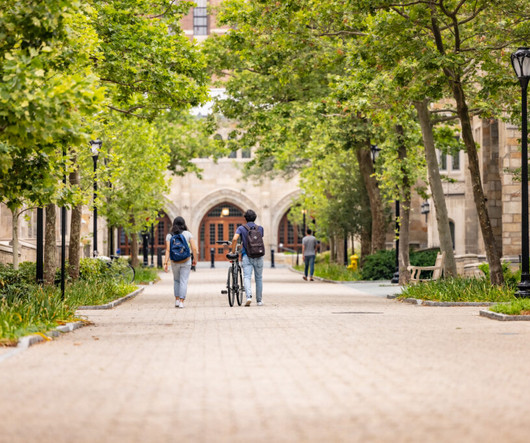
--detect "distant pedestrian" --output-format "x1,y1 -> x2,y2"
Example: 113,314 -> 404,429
164,216 -> 198,308
231,209 -> 265,306
302,229 -> 318,281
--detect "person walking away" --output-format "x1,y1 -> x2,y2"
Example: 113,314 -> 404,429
302,229 -> 318,281
164,216 -> 198,308
231,209 -> 265,306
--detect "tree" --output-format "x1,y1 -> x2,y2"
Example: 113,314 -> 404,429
99,116 -> 171,268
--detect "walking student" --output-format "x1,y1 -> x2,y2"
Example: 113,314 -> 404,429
164,216 -> 198,308
231,209 -> 265,306
302,229 -> 318,281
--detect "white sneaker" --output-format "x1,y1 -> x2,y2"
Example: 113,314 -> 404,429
179,301 -> 184,308
245,298 -> 251,306
175,300 -> 179,308
257,302 -> 263,306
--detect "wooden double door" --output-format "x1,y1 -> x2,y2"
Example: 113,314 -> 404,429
199,204 -> 245,262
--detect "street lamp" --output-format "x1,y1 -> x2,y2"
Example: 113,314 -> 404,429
370,144 -> 381,163
90,139 -> 102,257
511,47 -> 530,297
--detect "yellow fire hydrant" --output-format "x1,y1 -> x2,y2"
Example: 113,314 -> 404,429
347,254 -> 358,272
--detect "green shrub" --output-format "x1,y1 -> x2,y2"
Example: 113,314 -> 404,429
0,262 -> 38,303
315,251 -> 330,264
400,276 -> 516,302
491,298 -> 530,315
134,267 -> 159,284
294,262 -> 361,281
478,262 -> 521,290
360,249 -> 396,280
409,249 -> 439,267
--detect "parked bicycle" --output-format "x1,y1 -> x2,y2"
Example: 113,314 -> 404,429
98,255 -> 136,285
216,240 -> 244,307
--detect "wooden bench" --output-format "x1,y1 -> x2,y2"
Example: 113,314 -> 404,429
407,252 -> 445,284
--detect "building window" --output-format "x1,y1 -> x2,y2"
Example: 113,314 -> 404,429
452,152 -> 460,170
439,152 -> 447,170
193,1 -> 208,36
242,148 -> 251,159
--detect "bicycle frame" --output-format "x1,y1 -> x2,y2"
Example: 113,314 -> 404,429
216,240 -> 244,306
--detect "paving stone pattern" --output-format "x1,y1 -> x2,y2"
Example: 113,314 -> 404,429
1,267 -> 530,443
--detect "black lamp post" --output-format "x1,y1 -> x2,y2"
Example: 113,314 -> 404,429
421,201 -> 431,222
511,47 -> 530,298
391,200 -> 400,284
90,140 -> 102,257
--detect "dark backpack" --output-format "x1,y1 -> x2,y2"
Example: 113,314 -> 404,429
243,224 -> 265,258
170,233 -> 191,261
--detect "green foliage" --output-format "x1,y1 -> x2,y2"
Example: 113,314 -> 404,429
134,267 -> 159,284
400,277 -> 516,303
0,258 -> 138,344
294,263 -> 361,282
478,262 -> 521,290
409,249 -> 439,267
491,298 -> 530,315
361,249 -> 396,280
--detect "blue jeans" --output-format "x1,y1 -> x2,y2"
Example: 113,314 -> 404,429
304,255 -> 315,277
241,254 -> 264,302
171,259 -> 192,300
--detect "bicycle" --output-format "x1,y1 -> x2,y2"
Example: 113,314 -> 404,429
98,255 -> 136,285
216,240 -> 244,307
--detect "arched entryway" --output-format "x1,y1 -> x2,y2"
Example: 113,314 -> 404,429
198,203 -> 245,262
277,209 -> 303,253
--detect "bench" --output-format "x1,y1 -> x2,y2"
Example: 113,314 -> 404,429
407,252 -> 445,284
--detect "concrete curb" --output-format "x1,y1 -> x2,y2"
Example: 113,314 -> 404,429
0,320 -> 87,363
398,297 -> 495,307
76,287 -> 144,310
479,309 -> 530,321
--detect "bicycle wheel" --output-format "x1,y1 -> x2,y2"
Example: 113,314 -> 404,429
236,264 -> 244,306
226,267 -> 235,307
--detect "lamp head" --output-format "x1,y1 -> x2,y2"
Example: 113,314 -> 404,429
370,144 -> 381,163
421,201 -> 431,215
90,139 -> 102,157
511,47 -> 530,80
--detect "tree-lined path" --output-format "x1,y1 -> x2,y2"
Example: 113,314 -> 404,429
1,267 -> 530,442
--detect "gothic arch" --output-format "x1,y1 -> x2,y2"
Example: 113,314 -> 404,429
190,188 -> 256,233
270,191 -> 302,241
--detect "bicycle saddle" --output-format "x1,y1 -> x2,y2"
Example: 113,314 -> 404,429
226,252 -> 239,260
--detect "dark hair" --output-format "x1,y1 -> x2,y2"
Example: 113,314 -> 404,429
244,209 -> 257,222
306,229 -> 312,235
171,216 -> 188,235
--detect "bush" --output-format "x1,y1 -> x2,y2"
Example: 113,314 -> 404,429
315,251 -> 330,264
400,276 -> 516,302
478,262 -> 521,290
360,249 -> 396,280
491,298 -> 530,315
0,262 -> 38,303
409,249 -> 439,267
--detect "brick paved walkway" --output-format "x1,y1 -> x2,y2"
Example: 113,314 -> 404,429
1,266 -> 530,443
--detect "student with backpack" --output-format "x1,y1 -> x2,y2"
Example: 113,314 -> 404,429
164,216 -> 198,308
231,209 -> 265,306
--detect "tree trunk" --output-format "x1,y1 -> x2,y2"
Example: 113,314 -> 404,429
130,232 -> 139,269
415,99 -> 457,277
68,167 -> 82,280
11,209 -> 20,270
450,80 -> 504,285
430,12 -> 503,285
360,227 -> 371,267
396,125 -> 411,285
356,141 -> 386,252
44,204 -> 57,286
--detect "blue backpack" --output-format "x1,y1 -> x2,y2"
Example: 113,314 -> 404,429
170,233 -> 191,262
